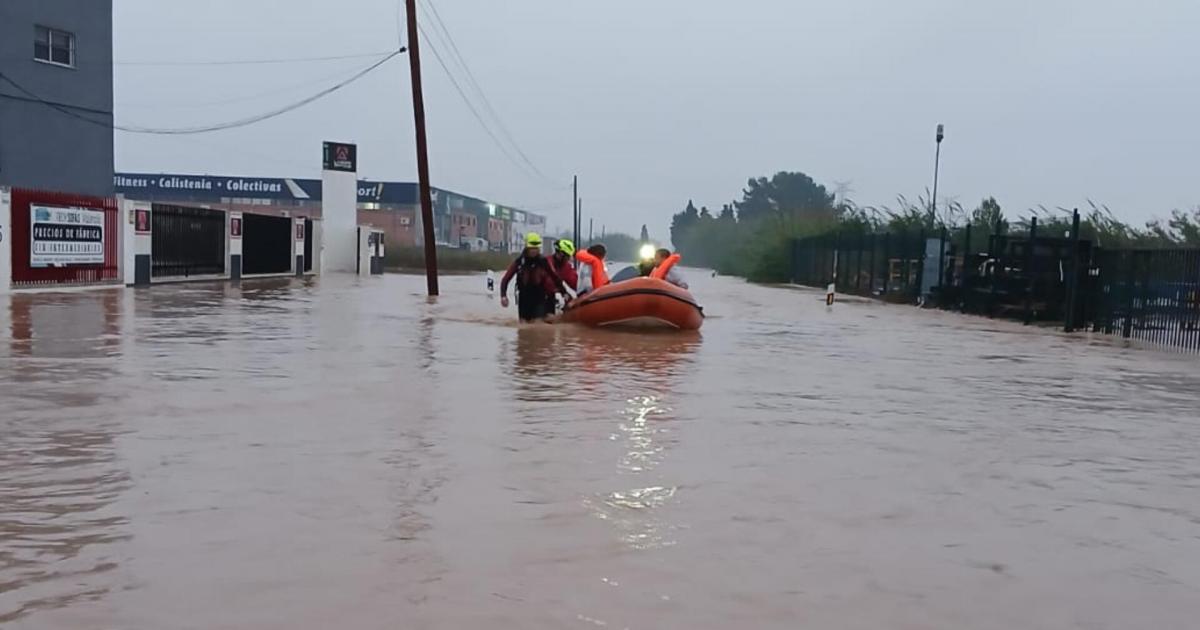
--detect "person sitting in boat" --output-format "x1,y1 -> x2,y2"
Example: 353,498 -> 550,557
574,244 -> 609,295
500,233 -> 572,322
651,248 -> 688,289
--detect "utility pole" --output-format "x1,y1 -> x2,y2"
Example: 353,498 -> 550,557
406,0 -> 438,296
572,175 -> 579,267
574,198 -> 582,269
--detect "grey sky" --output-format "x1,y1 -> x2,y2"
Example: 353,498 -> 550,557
114,0 -> 1199,240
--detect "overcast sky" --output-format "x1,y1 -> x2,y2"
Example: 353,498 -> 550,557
114,0 -> 1199,240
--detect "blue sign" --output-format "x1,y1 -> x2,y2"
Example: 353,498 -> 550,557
114,173 -> 418,205
112,173 -> 542,225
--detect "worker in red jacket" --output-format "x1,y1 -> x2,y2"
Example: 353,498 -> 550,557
550,239 -> 579,290
500,233 -> 572,322
545,239 -> 578,314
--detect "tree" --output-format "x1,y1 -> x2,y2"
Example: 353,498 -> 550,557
734,171 -> 836,224
670,200 -> 701,251
640,224 -> 650,243
971,197 -> 1007,234
718,204 -> 736,224
1163,207 -> 1200,246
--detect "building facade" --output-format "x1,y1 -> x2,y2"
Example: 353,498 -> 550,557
0,0 -> 114,196
113,173 -> 544,254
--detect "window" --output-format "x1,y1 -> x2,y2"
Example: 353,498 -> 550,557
34,26 -> 75,67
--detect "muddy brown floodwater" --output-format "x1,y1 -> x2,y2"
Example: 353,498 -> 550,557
2,271 -> 1199,629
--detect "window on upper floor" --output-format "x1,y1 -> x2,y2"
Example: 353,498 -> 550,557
35,25 -> 75,67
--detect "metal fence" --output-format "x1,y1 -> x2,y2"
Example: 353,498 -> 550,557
791,230 -> 929,302
1089,248 -> 1200,351
790,212 -> 1200,353
9,188 -> 120,288
151,204 -> 227,278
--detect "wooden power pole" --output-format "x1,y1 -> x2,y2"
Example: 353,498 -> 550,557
573,176 -> 579,269
406,0 -> 439,296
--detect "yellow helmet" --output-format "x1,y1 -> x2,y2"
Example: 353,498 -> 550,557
525,232 -> 543,248
554,238 -> 576,256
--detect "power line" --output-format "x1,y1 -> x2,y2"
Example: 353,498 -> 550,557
0,91 -> 112,116
419,0 -> 551,182
0,50 -> 403,135
115,51 -> 396,67
117,61 -> 392,110
414,22 -> 545,183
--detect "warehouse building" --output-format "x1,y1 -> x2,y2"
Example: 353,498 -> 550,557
0,0 -> 114,196
114,172 -> 545,253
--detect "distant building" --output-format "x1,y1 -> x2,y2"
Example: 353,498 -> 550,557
0,0 -> 114,196
113,172 -> 544,253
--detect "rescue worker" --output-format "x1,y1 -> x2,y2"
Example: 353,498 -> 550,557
575,243 -> 609,294
651,248 -> 688,289
545,239 -> 578,315
500,233 -> 572,322
550,239 -> 579,291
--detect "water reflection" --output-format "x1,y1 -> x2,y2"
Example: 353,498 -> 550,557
586,391 -> 685,551
0,290 -> 131,624
503,328 -> 701,553
0,427 -> 131,624
7,290 -> 122,360
510,326 -> 576,403
511,325 -> 701,402
616,394 -> 670,474
3,291 -> 127,411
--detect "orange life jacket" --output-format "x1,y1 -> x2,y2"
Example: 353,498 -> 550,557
575,250 -> 609,289
650,253 -> 681,280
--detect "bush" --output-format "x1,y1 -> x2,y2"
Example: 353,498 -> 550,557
385,247 -> 514,273
685,216 -> 839,283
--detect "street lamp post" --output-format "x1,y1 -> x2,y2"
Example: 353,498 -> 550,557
930,123 -> 945,226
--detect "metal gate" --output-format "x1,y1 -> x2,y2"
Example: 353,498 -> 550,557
9,188 -> 120,288
1088,248 -> 1200,352
303,218 -> 313,272
242,213 -> 293,275
151,204 -> 226,278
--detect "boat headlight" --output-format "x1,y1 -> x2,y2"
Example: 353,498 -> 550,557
639,244 -> 656,261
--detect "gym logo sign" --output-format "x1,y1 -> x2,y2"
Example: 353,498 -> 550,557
323,141 -> 357,173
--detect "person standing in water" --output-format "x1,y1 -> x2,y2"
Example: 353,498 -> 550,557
546,239 -> 578,315
500,233 -> 572,322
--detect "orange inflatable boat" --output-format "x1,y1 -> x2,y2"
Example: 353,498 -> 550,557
561,277 -> 704,330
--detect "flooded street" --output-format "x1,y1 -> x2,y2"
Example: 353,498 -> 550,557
2,271 -> 1199,629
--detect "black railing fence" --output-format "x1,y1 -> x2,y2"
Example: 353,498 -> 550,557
151,204 -> 227,278
791,210 -> 1200,353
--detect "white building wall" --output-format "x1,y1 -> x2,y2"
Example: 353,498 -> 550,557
321,170 -> 358,273
0,188 -> 11,294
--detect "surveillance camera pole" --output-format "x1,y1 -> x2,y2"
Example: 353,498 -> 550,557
930,123 -> 945,227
